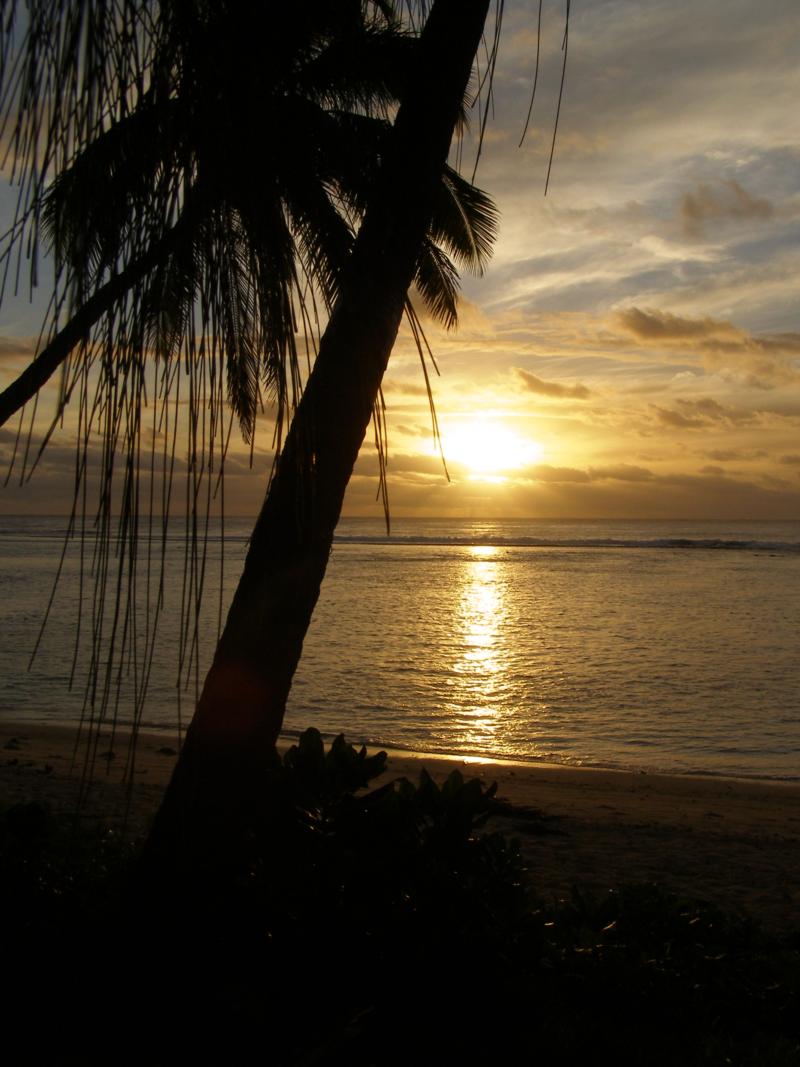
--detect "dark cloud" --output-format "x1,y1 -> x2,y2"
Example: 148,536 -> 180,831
681,179 -> 773,236
700,448 -> 768,461
0,424 -> 274,498
615,307 -> 800,353
515,476 -> 800,522
652,397 -> 753,430
654,407 -> 704,429
589,464 -> 654,483
513,367 -> 591,399
529,465 -> 591,483
614,307 -> 800,388
354,451 -> 448,479
615,307 -> 738,342
526,464 -> 654,485
780,454 -> 800,465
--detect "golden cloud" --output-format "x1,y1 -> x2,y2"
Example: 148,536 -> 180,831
614,307 -> 739,343
513,367 -> 592,399
526,463 -> 654,485
381,378 -> 430,398
612,307 -> 800,389
652,397 -> 753,429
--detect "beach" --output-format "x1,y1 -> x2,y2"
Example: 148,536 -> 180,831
3,719 -> 799,934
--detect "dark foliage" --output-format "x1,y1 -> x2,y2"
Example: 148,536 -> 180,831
2,732 -> 798,1065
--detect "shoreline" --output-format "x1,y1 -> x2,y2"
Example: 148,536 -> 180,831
2,719 -> 799,932
5,714 -> 797,787
340,740 -> 800,786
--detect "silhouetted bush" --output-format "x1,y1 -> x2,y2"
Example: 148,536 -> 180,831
2,731 -> 798,1066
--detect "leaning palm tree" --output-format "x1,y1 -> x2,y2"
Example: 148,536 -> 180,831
2,1 -> 493,436
1,0 -> 505,862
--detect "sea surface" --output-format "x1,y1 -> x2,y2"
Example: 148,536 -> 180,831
1,515 -> 799,780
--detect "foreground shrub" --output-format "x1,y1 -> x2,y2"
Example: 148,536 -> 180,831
2,731 -> 798,1065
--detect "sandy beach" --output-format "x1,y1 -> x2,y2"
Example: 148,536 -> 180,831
2,719 -> 799,933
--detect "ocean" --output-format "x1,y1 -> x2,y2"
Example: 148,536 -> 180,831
1,515 -> 799,780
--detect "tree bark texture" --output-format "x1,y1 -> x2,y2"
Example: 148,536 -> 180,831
144,0 -> 493,868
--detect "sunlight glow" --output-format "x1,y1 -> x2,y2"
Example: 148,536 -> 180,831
441,418 -> 544,481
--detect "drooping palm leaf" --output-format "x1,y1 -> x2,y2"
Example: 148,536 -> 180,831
430,165 -> 499,274
414,238 -> 460,330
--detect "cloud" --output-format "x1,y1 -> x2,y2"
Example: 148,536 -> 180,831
525,464 -> 655,485
614,307 -> 738,343
0,335 -> 36,361
381,378 -> 429,398
354,450 -> 448,479
393,423 -> 432,439
513,367 -> 592,399
613,307 -> 800,388
615,307 -> 800,356
529,465 -> 590,483
588,464 -> 654,483
652,397 -> 753,429
653,407 -> 703,429
780,454 -> 800,466
699,448 -> 768,461
681,179 -> 773,236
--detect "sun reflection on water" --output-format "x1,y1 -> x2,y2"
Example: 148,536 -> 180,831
450,546 -> 509,748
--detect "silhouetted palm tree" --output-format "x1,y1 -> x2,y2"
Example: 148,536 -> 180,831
150,0 -> 501,868
1,2 -> 494,437
1,0 -> 500,863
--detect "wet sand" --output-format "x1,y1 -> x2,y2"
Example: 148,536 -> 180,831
2,720 -> 799,932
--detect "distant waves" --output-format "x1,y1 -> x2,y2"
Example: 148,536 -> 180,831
334,534 -> 800,553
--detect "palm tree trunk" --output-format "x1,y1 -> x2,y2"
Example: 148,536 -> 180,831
143,0 -> 492,870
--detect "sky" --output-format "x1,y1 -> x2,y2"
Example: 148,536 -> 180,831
1,0 -> 799,520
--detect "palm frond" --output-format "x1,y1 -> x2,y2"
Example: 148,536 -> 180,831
430,165 -> 499,274
414,238 -> 460,330
299,21 -> 413,115
41,98 -> 181,285
1,1 -> 162,293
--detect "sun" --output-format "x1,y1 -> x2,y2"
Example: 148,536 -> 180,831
440,418 -> 544,480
